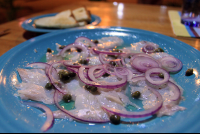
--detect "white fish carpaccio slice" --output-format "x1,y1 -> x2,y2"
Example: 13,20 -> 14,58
130,78 -> 185,117
150,52 -> 172,60
16,68 -> 64,104
97,75 -> 126,92
117,92 -> 141,109
97,37 -> 123,50
16,82 -> 63,104
17,68 -> 49,87
63,77 -> 86,101
40,110 -> 72,120
46,52 -> 63,64
122,41 -> 157,53
71,92 -> 109,121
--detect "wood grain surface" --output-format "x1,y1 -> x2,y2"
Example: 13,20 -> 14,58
0,1 -> 199,56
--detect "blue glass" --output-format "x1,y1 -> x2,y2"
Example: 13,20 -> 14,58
181,19 -> 200,27
181,0 -> 200,27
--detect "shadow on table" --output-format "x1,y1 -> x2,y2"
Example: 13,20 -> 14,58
23,31 -> 45,40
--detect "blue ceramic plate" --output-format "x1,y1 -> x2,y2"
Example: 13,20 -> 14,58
21,13 -> 101,33
0,27 -> 200,133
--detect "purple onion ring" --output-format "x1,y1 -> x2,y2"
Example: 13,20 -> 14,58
145,67 -> 170,85
22,101 -> 54,132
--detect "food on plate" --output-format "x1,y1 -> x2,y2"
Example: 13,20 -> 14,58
15,36 -> 186,132
34,7 -> 91,29
185,68 -> 193,76
72,7 -> 91,22
131,91 -> 141,98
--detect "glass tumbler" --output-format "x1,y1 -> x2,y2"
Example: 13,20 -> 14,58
181,0 -> 200,27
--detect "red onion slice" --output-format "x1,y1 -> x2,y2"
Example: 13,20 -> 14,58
54,90 -> 109,123
131,76 -> 181,101
167,81 -> 181,101
26,62 -> 58,82
114,67 -> 133,81
99,53 -> 121,64
47,61 -> 67,94
59,42 -> 89,59
66,67 -> 79,74
142,43 -> 159,54
63,60 -> 93,69
101,86 -> 163,118
93,68 -> 106,78
115,59 -> 123,67
79,66 -> 127,88
130,53 -> 155,62
99,53 -> 108,64
93,48 -> 125,55
89,46 -> 98,56
159,56 -> 183,73
130,55 -> 161,73
74,36 -> 96,47
26,62 -> 50,69
88,65 -> 105,82
63,60 -> 81,68
121,57 -> 126,67
131,76 -> 147,83
145,67 -> 170,85
102,64 -> 116,75
22,101 -> 54,132
120,56 -> 143,75
88,65 -> 127,86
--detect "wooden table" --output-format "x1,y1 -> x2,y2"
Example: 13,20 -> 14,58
0,1 -> 200,56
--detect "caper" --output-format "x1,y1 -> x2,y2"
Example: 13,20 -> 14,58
112,49 -> 122,53
185,68 -> 193,76
59,45 -> 66,49
110,61 -> 116,66
102,73 -> 110,77
85,85 -> 91,90
58,70 -> 71,82
45,82 -> 53,90
93,40 -> 99,44
66,49 -> 71,52
47,48 -> 52,53
69,72 -> 76,78
90,86 -> 97,92
108,55 -> 118,59
73,62 -> 80,65
154,48 -> 164,53
76,48 -> 82,52
110,115 -> 121,125
132,91 -> 141,98
158,73 -> 164,78
79,59 -> 88,65
63,94 -> 72,103
85,85 -> 97,92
